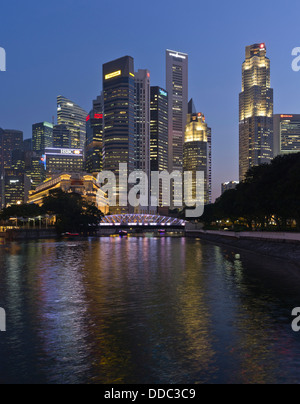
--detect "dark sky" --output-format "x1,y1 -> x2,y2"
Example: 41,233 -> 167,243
0,0 -> 300,200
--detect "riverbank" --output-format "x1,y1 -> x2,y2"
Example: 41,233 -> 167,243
186,230 -> 300,265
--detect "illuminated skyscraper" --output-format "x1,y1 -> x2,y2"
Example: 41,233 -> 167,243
166,49 -> 188,172
103,56 -> 135,213
273,114 -> 300,156
150,87 -> 169,212
0,129 -> 24,207
134,69 -> 151,213
134,69 -> 150,176
239,43 -> 273,180
32,122 -> 53,154
57,96 -> 88,150
183,111 -> 212,205
86,95 -> 104,175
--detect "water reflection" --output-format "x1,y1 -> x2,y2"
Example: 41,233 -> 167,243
0,237 -> 300,384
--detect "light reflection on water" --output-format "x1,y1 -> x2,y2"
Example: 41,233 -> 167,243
0,237 -> 300,384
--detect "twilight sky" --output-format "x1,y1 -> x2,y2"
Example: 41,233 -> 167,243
0,0 -> 300,200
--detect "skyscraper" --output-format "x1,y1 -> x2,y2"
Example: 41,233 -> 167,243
103,56 -> 135,213
134,70 -> 151,213
183,111 -> 212,206
239,43 -> 274,180
273,114 -> 300,156
166,49 -> 188,172
32,122 -> 53,154
134,69 -> 150,176
150,87 -> 169,212
0,129 -> 24,207
86,95 -> 104,176
57,96 -> 88,150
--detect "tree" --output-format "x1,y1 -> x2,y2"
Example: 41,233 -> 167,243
42,189 -> 103,234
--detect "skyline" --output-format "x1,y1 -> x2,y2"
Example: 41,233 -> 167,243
1,0 -> 300,200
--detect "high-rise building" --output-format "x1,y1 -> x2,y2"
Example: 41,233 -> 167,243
32,122 -> 53,154
57,96 -> 88,150
45,148 -> 84,176
103,56 -> 135,213
0,129 -> 24,208
150,87 -> 169,212
53,124 -> 71,149
166,49 -> 188,172
134,69 -> 151,213
86,95 -> 104,175
239,43 -> 274,180
134,69 -> 150,174
23,138 -> 32,152
4,169 -> 24,207
273,114 -> 300,156
150,87 -> 169,173
183,111 -> 212,206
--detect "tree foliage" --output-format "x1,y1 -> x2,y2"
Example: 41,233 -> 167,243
42,189 -> 103,234
201,153 -> 300,231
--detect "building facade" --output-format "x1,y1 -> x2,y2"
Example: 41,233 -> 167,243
45,148 -> 84,176
183,112 -> 212,206
57,96 -> 88,150
239,43 -> 274,180
134,69 -> 151,213
273,114 -> 300,156
166,49 -> 188,172
86,95 -> 104,175
28,172 -> 109,215
150,87 -> 169,211
32,122 -> 53,154
0,129 -> 24,208
103,56 -> 135,213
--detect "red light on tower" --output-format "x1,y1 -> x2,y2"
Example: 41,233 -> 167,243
260,43 -> 265,50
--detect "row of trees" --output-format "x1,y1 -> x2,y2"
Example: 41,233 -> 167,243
201,153 -> 300,231
0,189 -> 103,234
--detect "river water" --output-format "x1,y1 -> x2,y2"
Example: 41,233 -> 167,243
0,236 -> 300,384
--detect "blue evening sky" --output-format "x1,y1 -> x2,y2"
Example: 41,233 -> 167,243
0,0 -> 300,200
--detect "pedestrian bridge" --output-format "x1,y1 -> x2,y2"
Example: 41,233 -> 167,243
100,214 -> 186,229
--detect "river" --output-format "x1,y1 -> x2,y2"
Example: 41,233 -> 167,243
0,236 -> 299,384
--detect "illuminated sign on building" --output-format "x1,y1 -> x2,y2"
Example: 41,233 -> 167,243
159,89 -> 167,97
94,114 -> 103,119
105,70 -> 122,80
45,148 -> 83,157
281,115 -> 294,119
169,52 -> 187,60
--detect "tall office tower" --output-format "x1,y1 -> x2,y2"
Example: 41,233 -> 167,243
166,49 -> 188,172
0,129 -> 24,208
23,138 -> 32,152
103,56 -> 135,213
86,95 -> 104,175
32,122 -> 53,154
150,87 -> 169,212
4,169 -> 24,207
273,114 -> 300,156
183,112 -> 212,206
0,129 -> 23,172
57,96 -> 88,150
134,70 -> 150,173
134,70 -> 151,213
53,125 -> 71,149
239,43 -> 274,181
